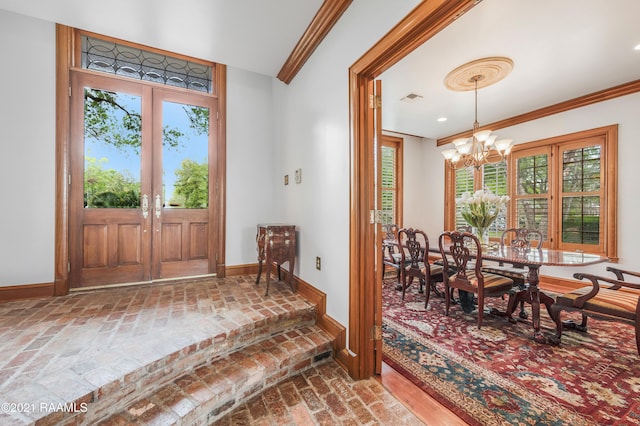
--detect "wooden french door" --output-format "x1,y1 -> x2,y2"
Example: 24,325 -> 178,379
69,72 -> 218,288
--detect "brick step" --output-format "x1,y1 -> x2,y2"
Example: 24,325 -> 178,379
98,325 -> 333,425
33,296 -> 321,426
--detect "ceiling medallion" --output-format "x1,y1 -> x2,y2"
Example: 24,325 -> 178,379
444,56 -> 514,92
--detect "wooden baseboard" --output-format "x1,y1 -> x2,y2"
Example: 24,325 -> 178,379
237,263 -> 348,361
539,274 -> 585,292
225,263 -> 259,276
0,282 -> 54,302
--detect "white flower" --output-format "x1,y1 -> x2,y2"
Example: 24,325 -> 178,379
456,188 -> 509,230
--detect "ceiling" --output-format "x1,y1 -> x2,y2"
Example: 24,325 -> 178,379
0,0 -> 324,77
1,0 -> 638,143
380,0 -> 640,141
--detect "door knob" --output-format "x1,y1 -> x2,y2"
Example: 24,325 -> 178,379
141,194 -> 149,218
155,194 -> 162,218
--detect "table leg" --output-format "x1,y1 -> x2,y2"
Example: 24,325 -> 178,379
509,265 -> 555,343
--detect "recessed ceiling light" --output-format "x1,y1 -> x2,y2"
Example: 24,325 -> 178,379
635,44 -> 640,51
437,117 -> 447,122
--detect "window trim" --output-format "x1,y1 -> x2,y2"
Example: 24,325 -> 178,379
444,124 -> 618,260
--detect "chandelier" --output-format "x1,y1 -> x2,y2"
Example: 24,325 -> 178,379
441,58 -> 514,170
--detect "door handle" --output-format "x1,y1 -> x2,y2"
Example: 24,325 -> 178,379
141,194 -> 149,218
155,194 -> 162,218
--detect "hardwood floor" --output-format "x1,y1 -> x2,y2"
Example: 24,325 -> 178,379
378,362 -> 468,425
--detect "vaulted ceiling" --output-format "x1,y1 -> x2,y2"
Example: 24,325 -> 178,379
1,0 -> 638,144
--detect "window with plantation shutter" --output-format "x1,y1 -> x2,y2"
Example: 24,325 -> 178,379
482,161 -> 508,237
380,135 -> 403,226
454,167 -> 474,230
558,141 -> 604,251
444,125 -> 617,259
513,147 -> 551,241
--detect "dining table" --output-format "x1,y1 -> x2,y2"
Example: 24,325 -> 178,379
432,241 -> 609,343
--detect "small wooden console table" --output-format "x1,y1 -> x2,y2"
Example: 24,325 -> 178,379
256,224 -> 296,295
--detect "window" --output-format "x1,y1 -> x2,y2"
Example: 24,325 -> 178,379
513,146 -> 551,241
451,161 -> 507,238
482,161 -> 508,237
445,125 -> 617,259
380,135 -> 403,226
81,35 -> 213,93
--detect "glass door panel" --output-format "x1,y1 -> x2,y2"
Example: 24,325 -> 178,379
84,88 -> 142,208
162,101 -> 209,209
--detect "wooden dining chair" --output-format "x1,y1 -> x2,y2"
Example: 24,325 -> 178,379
438,230 -> 514,328
381,223 -> 402,283
397,228 -> 444,308
481,227 -> 543,318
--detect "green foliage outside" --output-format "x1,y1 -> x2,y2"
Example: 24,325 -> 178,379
169,159 -> 209,208
83,88 -> 210,208
84,157 -> 140,208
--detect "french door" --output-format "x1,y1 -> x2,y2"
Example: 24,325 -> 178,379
69,72 -> 218,288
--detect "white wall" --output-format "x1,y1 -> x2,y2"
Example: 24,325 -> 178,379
0,11 -> 56,286
271,0 -> 421,327
225,67 -> 277,266
417,93 -> 640,280
397,133 -> 444,245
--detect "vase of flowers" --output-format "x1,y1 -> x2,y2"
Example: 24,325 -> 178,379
457,189 -> 510,246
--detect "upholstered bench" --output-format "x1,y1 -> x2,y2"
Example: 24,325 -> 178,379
549,272 -> 640,356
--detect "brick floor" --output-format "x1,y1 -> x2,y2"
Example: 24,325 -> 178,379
0,275 -> 424,425
213,362 -> 424,426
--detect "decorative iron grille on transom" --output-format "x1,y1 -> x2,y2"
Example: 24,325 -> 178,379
81,36 -> 212,93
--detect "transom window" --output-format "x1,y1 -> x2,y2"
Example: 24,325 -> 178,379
81,35 -> 213,93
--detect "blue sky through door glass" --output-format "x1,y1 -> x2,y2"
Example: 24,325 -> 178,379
162,101 -> 209,208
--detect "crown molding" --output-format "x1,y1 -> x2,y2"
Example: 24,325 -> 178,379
277,0 -> 353,84
437,79 -> 640,146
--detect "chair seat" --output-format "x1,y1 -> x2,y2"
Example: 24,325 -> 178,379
555,286 -> 639,321
419,263 -> 444,277
450,270 -> 514,292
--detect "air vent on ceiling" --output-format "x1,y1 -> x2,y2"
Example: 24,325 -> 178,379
400,93 -> 423,103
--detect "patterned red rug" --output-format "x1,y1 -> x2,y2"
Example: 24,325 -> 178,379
382,278 -> 640,425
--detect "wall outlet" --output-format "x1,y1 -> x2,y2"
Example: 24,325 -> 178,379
295,168 -> 302,184
315,256 -> 321,270
284,174 -> 289,185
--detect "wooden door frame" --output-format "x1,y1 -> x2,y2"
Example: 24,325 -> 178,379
346,0 -> 477,380
55,25 -> 227,295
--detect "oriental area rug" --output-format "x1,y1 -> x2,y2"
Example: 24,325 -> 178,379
382,278 -> 640,426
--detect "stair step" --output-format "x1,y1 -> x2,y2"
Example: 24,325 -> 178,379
31,290 -> 320,426
98,325 -> 333,425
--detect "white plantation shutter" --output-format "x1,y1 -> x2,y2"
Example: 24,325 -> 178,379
454,167 -> 475,230
482,161 -> 508,237
381,144 -> 397,225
